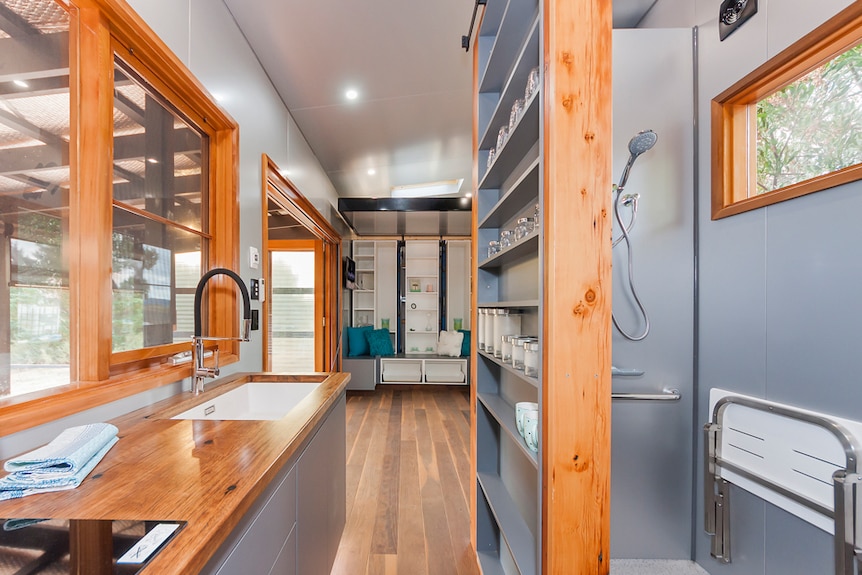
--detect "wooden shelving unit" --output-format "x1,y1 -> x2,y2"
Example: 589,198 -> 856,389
471,0 -> 613,572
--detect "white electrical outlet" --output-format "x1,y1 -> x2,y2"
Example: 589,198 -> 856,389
248,246 -> 260,269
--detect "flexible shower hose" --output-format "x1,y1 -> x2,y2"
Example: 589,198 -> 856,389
612,185 -> 650,341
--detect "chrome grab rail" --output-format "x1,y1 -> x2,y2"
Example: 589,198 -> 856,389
611,365 -> 645,377
704,394 -> 861,575
612,388 -> 680,401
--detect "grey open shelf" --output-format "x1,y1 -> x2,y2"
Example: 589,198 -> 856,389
478,16 -> 541,151
477,391 -> 539,466
478,232 -> 539,269
477,472 -> 538,575
477,551 -> 507,575
478,158 -> 539,229
478,299 -> 540,309
478,351 -> 539,390
478,1 -> 538,94
474,0 -> 542,572
479,91 -> 540,190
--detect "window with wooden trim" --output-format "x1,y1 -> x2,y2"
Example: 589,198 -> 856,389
0,0 -> 238,432
712,4 -> 862,219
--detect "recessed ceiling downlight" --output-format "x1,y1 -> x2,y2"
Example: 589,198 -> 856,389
345,89 -> 358,100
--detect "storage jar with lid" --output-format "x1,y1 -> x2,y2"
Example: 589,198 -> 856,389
477,309 -> 487,351
524,341 -> 540,377
483,309 -> 498,355
511,336 -> 535,369
501,334 -> 515,363
492,310 -> 521,359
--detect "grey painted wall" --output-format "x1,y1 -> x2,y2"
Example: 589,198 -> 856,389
127,0 -> 343,384
0,0 -> 342,458
642,0 -> 860,573
610,28 -> 695,559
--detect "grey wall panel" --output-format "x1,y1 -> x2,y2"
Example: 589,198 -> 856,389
764,504 -> 833,575
697,208 -> 768,393
764,185 -> 862,418
698,487 -> 766,575
640,0 -> 858,573
610,28 -> 695,559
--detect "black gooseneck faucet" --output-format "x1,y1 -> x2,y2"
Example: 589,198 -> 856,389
191,268 -> 251,394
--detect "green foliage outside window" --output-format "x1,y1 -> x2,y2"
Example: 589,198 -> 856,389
756,44 -> 862,195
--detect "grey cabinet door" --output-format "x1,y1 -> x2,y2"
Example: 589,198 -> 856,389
269,524 -> 297,575
297,394 -> 346,575
215,463 -> 297,575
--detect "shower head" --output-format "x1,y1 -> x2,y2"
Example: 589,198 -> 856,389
617,129 -> 657,193
628,129 -> 657,156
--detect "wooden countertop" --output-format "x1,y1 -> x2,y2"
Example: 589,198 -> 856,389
0,371 -> 351,574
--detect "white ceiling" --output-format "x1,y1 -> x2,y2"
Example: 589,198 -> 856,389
222,0 -> 657,200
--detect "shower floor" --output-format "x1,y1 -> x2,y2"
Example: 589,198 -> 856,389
611,559 -> 710,575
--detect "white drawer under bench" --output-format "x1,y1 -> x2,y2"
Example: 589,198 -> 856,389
379,355 -> 468,385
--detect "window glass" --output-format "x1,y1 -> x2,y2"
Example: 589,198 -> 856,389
269,251 -> 315,372
111,59 -> 208,353
756,43 -> 862,195
0,0 -> 71,397
111,207 -> 202,352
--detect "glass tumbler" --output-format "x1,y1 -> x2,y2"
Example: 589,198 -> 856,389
500,229 -> 514,249
509,98 -> 525,130
496,126 -> 509,151
514,217 -> 535,241
525,66 -> 540,100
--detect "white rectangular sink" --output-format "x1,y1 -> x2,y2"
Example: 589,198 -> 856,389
172,382 -> 321,420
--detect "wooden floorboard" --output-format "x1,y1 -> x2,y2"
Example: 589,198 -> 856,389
331,386 -> 479,575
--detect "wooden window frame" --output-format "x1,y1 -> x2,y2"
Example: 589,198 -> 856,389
261,155 -> 341,374
0,0 -> 239,437
712,3 -> 862,219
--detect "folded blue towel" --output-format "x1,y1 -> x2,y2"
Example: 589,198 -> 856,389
4,423 -> 118,476
0,423 -> 119,501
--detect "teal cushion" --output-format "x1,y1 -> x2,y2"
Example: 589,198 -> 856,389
458,329 -> 471,357
346,325 -> 373,356
365,328 -> 395,356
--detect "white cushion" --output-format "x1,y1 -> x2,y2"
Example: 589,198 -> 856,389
437,330 -> 464,357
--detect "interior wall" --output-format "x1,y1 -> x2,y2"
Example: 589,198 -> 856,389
643,0 -> 860,573
610,28 -> 695,559
127,0 -> 342,381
